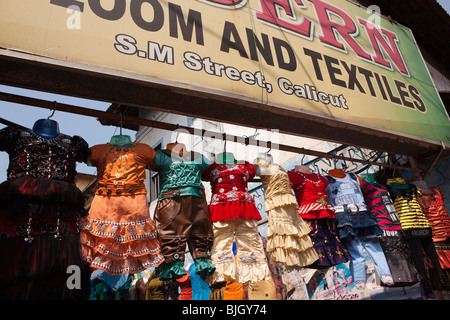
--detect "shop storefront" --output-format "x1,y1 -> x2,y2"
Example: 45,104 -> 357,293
0,0 -> 449,303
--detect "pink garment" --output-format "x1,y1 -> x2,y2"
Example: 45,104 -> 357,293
361,181 -> 402,231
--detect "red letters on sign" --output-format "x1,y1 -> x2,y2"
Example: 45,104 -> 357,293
255,0 -> 312,39
307,0 -> 372,61
358,18 -> 409,76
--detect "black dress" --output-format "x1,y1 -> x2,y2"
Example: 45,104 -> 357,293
0,126 -> 91,299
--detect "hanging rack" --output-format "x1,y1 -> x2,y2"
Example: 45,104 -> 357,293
47,101 -> 56,119
119,113 -> 123,135
0,91 -> 426,174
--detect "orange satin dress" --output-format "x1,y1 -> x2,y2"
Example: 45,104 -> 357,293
80,143 -> 164,275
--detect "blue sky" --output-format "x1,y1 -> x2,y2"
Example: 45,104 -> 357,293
0,0 -> 449,182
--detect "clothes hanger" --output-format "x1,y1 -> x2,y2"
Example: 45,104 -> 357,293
32,102 -> 60,140
216,138 -> 236,164
294,153 -> 311,173
110,114 -> 133,147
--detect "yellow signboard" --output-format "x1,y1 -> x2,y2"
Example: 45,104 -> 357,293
0,0 -> 449,143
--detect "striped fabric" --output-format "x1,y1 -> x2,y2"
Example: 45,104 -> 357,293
386,178 -> 431,231
361,181 -> 402,231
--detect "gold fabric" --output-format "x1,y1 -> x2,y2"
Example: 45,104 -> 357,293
255,158 -> 298,211
248,279 -> 277,300
255,158 -> 318,266
208,218 -> 272,284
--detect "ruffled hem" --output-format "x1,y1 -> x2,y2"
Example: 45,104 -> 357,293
80,222 -> 164,275
236,260 -> 272,283
157,260 -> 187,280
267,232 -> 315,251
268,246 -> 318,266
0,233 -> 87,281
195,258 -> 216,277
267,217 -> 312,238
207,260 -> 271,284
267,204 -> 311,232
0,176 -> 84,207
265,194 -> 298,212
209,200 -> 261,222
80,216 -> 159,244
207,262 -> 236,284
81,243 -> 164,276
80,230 -> 162,259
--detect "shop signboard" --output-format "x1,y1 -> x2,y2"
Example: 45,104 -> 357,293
0,0 -> 449,143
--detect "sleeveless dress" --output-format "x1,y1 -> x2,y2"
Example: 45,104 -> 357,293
80,143 -> 164,275
254,158 -> 318,267
0,126 -> 91,299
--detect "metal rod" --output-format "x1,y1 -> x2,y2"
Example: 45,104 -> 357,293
0,91 -> 421,173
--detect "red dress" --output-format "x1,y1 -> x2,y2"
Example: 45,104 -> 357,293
203,161 -> 261,222
287,170 -> 335,219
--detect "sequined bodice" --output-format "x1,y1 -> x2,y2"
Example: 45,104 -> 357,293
0,126 -> 89,183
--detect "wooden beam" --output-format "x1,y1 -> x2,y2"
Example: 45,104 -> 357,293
0,91 -> 421,173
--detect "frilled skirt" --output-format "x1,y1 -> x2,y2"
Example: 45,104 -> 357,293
80,194 -> 164,275
266,204 -> 318,267
0,177 -> 90,299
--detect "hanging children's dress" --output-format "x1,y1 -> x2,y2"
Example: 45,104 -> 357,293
80,142 -> 164,275
202,156 -> 271,284
254,157 -> 318,266
417,186 -> 450,291
0,124 -> 91,299
151,145 -> 215,280
287,169 -> 350,268
189,262 -> 211,300
361,180 -> 419,286
325,171 -> 393,289
386,178 -> 450,293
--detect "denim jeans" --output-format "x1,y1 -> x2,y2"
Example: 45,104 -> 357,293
344,236 -> 392,282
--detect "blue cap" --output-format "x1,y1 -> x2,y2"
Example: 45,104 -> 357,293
32,119 -> 60,139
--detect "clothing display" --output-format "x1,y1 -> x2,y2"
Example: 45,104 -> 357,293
417,186 -> 450,290
386,177 -> 449,293
254,156 -> 318,266
151,145 -> 215,280
0,124 -> 91,299
287,168 -> 336,220
288,168 -> 350,268
209,281 -> 227,300
223,281 -> 244,300
189,262 -> 211,300
80,141 -> 164,275
361,180 -> 419,286
3,114 -> 450,301
325,171 -> 393,287
417,186 -> 450,245
260,236 -> 287,300
176,271 -> 193,300
145,274 -> 165,300
202,154 -> 271,284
